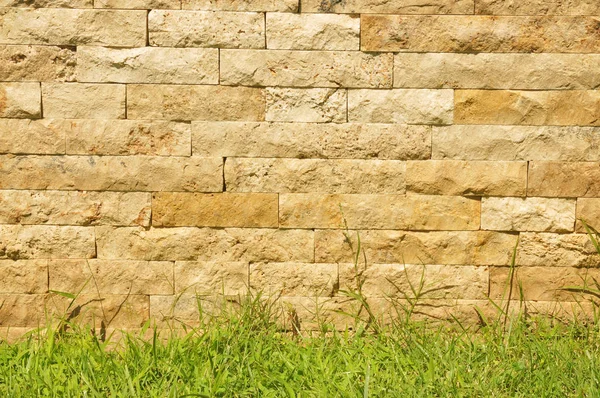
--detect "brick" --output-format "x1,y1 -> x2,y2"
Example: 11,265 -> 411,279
0,260 -> 47,294
475,0 -> 600,15
577,199 -> 600,232
0,83 -> 40,119
518,233 -> 600,267
0,119 -> 65,155
0,45 -> 76,82
528,162 -> 600,197
0,294 -> 46,327
95,0 -> 180,8
250,262 -> 338,297
0,225 -> 95,259
175,261 -> 248,295
0,0 -> 91,6
42,83 -> 125,119
266,88 -> 346,122
301,0 -> 473,13
182,0 -> 298,11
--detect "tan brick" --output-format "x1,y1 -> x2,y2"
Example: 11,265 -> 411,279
266,88 -> 346,123
518,233 -> 600,267
225,158 -> 406,194
220,50 -> 392,88
152,192 -> 279,227
0,83 -> 40,119
148,10 -> 264,48
0,45 -> 76,82
0,0 -> 91,6
455,90 -> 600,126
175,261 -> 248,295
348,89 -> 453,124
183,0 -> 298,11
0,190 -> 151,226
0,294 -> 46,327
361,15 -> 600,53
280,194 -> 480,230
577,199 -> 600,232
0,155 -> 222,192
193,122 -> 431,160
0,8 -> 146,47
0,260 -> 47,294
42,83 -> 125,119
127,84 -> 265,121
0,119 -> 64,155
528,162 -> 600,198
475,0 -> 600,15
250,262 -> 338,297
150,295 -> 240,327
302,0 -> 473,13
95,0 -> 180,8
406,160 -> 527,196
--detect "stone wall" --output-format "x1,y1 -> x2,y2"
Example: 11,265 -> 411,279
1,0 -> 600,336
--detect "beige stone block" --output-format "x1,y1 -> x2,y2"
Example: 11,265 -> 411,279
42,83 -> 125,119
475,0 -> 600,15
0,225 -> 95,260
0,119 -> 65,155
0,294 -> 46,327
148,10 -> 264,48
0,0 -> 91,6
193,122 -> 431,160
150,295 -> 243,327
528,162 -> 600,198
302,0 -> 473,13
127,84 -> 265,121
0,45 -> 75,82
406,160 -> 527,196
0,190 -> 151,226
0,155 -> 223,192
183,0 -> 298,11
220,50 -> 393,88
225,158 -> 406,194
0,260 -> 47,294
96,226 -> 314,262
0,8 -> 146,47
279,194 -> 480,230
0,83 -> 40,119
517,233 -> 600,267
348,89 -> 453,125
266,88 -> 346,123
315,229 -> 518,265
455,90 -> 600,126
361,15 -> 600,53
95,0 -> 180,8
577,199 -> 600,232
250,262 -> 338,297
175,261 -> 248,295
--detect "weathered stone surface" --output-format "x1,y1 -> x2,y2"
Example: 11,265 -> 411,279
518,233 -> 600,267
0,83 -> 40,119
42,83 -> 125,119
0,260 -> 47,294
348,89 -> 453,125
95,0 -> 180,8
0,119 -> 64,154
0,225 -> 95,259
127,84 -> 265,121
149,10 -> 264,48
0,8 -> 146,47
455,90 -> 600,126
266,88 -> 346,123
193,122 -> 431,160
394,53 -> 600,90
528,162 -> 600,197
481,197 -> 575,233
476,0 -> 600,15
406,160 -> 527,196
150,295 -> 242,326
0,0 -> 91,7
0,155 -> 222,192
576,199 -> 600,232
65,119 -> 191,156
266,13 -> 359,50
0,190 -> 151,226
361,15 -> 600,53
220,50 -> 393,88
183,0 -> 298,11
0,45 -> 75,82
96,227 -> 314,262
225,158 -> 406,194
175,262 -> 248,295
152,192 -> 279,227
0,294 -> 46,327
279,194 -> 481,230
315,230 -> 518,265
432,125 -> 600,161
302,0 -> 473,13
250,262 -> 338,297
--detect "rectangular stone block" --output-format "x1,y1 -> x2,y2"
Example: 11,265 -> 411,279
42,83 -> 125,119
220,50 -> 392,88
175,261 -> 248,295
148,10 -> 264,48
577,199 -> 600,232
0,119 -> 65,155
183,0 -> 298,11
406,160 -> 527,196
475,0 -> 600,15
193,122 -> 431,160
95,0 -> 181,8
280,194 -> 481,230
250,262 -> 338,297
481,197 -> 576,233
0,155 -> 223,192
302,0 -> 473,13
150,295 -> 240,327
0,225 -> 95,259
0,190 -> 151,226
152,192 -> 278,227
77,47 -> 218,84
266,88 -> 346,123
0,45 -> 75,82
127,84 -> 265,121
0,0 -> 91,6
518,233 -> 600,267
0,260 -> 47,294
528,162 -> 600,197
0,294 -> 46,327
455,90 -> 600,126
348,89 -> 453,125
0,8 -> 146,47
0,83 -> 40,119
225,158 -> 406,194
361,15 -> 600,53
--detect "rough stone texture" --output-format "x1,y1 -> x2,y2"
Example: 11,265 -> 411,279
95,0 -> 181,8
0,294 -> 46,327
152,192 -> 279,227
0,83 -> 41,119
0,8 -> 146,47
150,294 -> 242,327
0,0 -> 91,6
193,122 -> 431,160
175,261 -> 248,295
42,83 -> 125,119
576,199 -> 600,232
279,194 -> 481,230
220,50 -> 393,88
0,225 -> 95,259
127,84 -> 265,121
250,262 -> 338,297
0,45 -> 76,82
517,233 -> 600,267
225,158 -> 406,194
0,190 -> 151,226
148,10 -> 265,48
183,0 -> 298,11
266,88 -> 347,123
475,0 -> 600,15
0,155 -> 223,192
361,15 -> 600,53
348,89 -> 453,125
482,197 -> 576,232
406,160 -> 527,196
266,13 -> 359,51
0,119 -> 65,155
455,90 -> 600,126
0,260 -> 47,294
528,162 -> 600,197
301,0 -> 473,14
